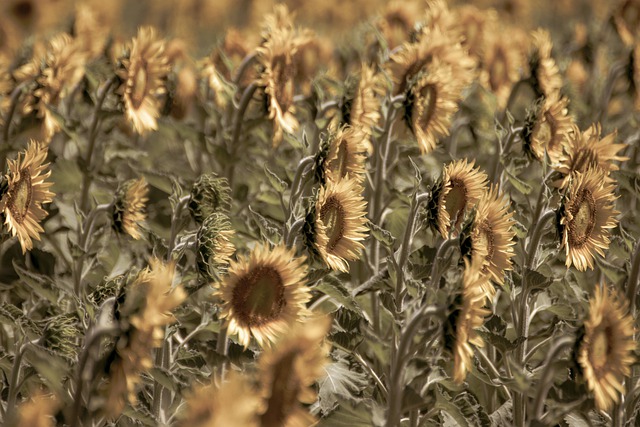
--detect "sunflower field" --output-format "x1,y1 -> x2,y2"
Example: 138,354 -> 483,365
1,0 -> 640,426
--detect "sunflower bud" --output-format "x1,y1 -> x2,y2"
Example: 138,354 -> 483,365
188,173 -> 231,224
40,313 -> 81,360
196,213 -> 235,280
112,177 -> 148,240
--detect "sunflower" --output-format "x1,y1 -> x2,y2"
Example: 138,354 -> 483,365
578,283 -> 635,412
523,96 -> 574,164
342,63 -> 382,153
468,185 -> 516,286
555,123 -> 628,188
428,159 -> 488,238
613,0 -> 640,46
74,3 -> 111,59
375,1 -> 421,50
188,172 -> 232,224
257,28 -> 302,147
218,244 -> 311,348
451,262 -> 491,384
16,393 -> 59,427
529,28 -> 563,100
388,25 -> 476,96
258,316 -> 331,427
117,26 -> 170,134
196,213 -> 236,280
323,125 -> 367,183
558,168 -> 619,271
404,62 -> 461,154
311,178 -> 369,272
0,140 -> 54,253
112,177 -> 149,240
179,372 -> 260,427
453,5 -> 498,60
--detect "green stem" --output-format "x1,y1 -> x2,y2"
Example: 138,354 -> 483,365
531,336 -> 574,420
167,196 -> 191,261
475,347 -> 511,401
429,238 -> 459,288
73,203 -> 113,297
1,82 -> 27,165
5,340 -> 37,422
232,52 -> 257,87
227,82 -> 259,186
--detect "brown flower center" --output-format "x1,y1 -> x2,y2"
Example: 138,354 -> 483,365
320,196 -> 345,251
399,56 -> 432,94
590,327 -> 611,372
272,53 -> 294,112
260,349 -> 300,427
232,266 -> 286,326
414,83 -> 437,132
7,170 -> 32,223
444,178 -> 468,230
568,188 -> 596,248
130,63 -> 149,109
476,221 -> 495,272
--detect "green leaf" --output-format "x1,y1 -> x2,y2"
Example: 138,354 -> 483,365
368,221 -> 396,247
476,330 -> 525,353
505,169 -> 532,195
13,263 -> 58,304
315,275 -> 365,318
434,386 -> 469,427
149,367 -> 180,393
319,401 -> 374,427
318,356 -> 369,413
264,164 -> 287,192
524,268 -> 551,292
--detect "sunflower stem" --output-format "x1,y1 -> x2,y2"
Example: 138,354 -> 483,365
80,76 -> 117,213
525,210 -> 555,270
285,217 -> 305,247
531,336 -> 574,420
500,78 -> 532,124
475,347 -> 512,401
5,339 -> 38,423
429,238 -> 459,289
596,60 -> 627,124
1,82 -> 27,165
167,195 -> 190,261
232,51 -> 257,87
227,82 -> 259,186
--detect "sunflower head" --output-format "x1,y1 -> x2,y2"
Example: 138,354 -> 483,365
522,96 -> 574,164
112,177 -> 149,240
217,244 -> 311,348
556,123 -> 628,188
341,63 -> 382,153
14,393 -> 59,427
403,63 -> 461,154
322,125 -> 367,184
188,172 -> 232,224
167,65 -> 197,120
578,283 -> 635,412
196,213 -> 235,281
312,178 -> 369,272
117,26 -> 170,134
444,261 -> 491,384
613,0 -> 640,46
529,28 -> 563,100
179,372 -> 260,427
428,159 -> 488,238
258,315 -> 331,427
557,168 -> 619,271
462,185 -> 516,286
375,1 -> 420,50
0,140 -> 54,253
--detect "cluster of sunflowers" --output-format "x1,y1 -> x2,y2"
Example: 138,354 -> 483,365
1,0 -> 640,425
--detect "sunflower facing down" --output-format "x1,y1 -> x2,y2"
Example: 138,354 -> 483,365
311,178 -> 369,273
0,141 -> 54,253
323,125 -> 367,183
466,185 -> 516,286
404,63 -> 461,154
529,29 -> 563,101
450,261 -> 491,384
558,168 -> 619,271
342,63 -> 382,154
427,159 -> 488,238
522,96 -> 574,164
218,244 -> 311,348
258,316 -> 331,427
117,26 -> 170,134
578,283 -> 635,412
555,123 -> 628,188
112,177 -> 149,240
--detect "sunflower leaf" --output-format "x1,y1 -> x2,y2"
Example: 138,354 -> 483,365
315,276 -> 365,318
318,354 -> 369,413
264,164 -> 287,192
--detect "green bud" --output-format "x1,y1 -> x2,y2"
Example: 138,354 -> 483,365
188,173 -> 231,224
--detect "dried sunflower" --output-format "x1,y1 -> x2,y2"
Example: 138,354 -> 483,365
451,261 -> 491,384
323,125 -> 367,183
404,62 -> 461,154
258,316 -> 331,427
112,177 -> 149,240
558,168 -> 619,271
578,283 -> 635,412
196,213 -> 236,280
311,178 -> 369,273
523,96 -> 574,164
556,124 -> 628,188
0,140 -> 54,253
529,29 -> 563,100
467,185 -> 516,286
188,172 -> 232,224
179,372 -> 260,427
218,244 -> 311,348
117,26 -> 170,134
427,159 -> 488,238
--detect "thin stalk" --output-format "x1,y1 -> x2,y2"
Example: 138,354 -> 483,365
167,196 -> 190,261
2,82 -> 27,164
475,348 -> 512,401
531,336 -> 574,420
227,82 -> 259,186
151,333 -> 167,420
73,203 -> 113,297
317,100 -> 340,118
232,52 -> 257,87
285,218 -> 305,247
80,77 -> 117,213
5,340 -> 38,422
429,238 -> 459,288
525,210 -> 555,270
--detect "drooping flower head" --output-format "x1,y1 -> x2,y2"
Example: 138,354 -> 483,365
322,125 -> 367,184
557,168 -> 619,271
188,172 -> 231,224
522,96 -> 574,164
341,63 -> 382,153
258,316 -> 331,427
117,26 -> 170,134
529,29 -> 563,100
112,177 -> 149,240
0,140 -> 54,253
218,244 -> 311,348
578,283 -> 635,412
196,212 -> 236,280
613,0 -> 640,46
426,159 -> 488,238
309,178 -> 369,272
